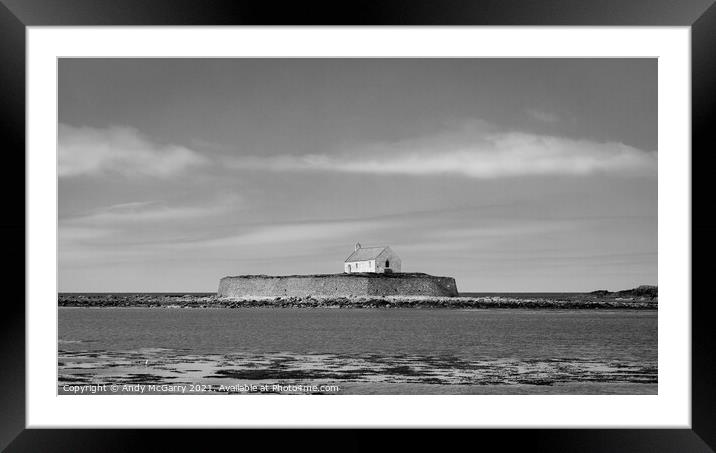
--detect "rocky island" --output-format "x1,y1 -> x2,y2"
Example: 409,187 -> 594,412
58,284 -> 657,309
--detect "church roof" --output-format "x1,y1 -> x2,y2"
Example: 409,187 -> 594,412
344,246 -> 388,262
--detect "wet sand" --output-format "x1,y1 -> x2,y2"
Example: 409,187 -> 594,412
58,348 -> 657,395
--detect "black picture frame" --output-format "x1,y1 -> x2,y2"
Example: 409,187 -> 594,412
2,0 -> 713,450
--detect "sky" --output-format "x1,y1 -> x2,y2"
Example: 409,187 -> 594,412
58,58 -> 657,292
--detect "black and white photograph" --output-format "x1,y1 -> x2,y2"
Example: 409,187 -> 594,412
57,57 -> 658,396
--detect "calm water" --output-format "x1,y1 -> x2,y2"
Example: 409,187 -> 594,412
58,308 -> 657,394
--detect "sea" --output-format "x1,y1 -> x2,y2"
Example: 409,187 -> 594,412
58,304 -> 657,395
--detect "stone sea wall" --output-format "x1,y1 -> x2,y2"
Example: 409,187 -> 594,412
217,273 -> 459,298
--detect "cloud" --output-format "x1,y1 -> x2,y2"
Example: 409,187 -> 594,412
63,198 -> 238,226
432,221 -> 575,240
59,124 -> 209,178
191,219 -> 391,250
59,225 -> 114,242
59,196 -> 243,260
526,109 -> 561,123
59,121 -> 656,181
224,125 -> 657,179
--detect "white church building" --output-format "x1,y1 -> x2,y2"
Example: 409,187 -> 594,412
344,243 -> 402,274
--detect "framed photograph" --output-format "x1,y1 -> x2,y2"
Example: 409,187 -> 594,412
5,0 -> 713,450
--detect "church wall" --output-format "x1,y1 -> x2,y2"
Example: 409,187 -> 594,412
374,248 -> 402,273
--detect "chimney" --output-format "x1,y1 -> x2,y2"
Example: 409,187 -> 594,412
355,242 -> 361,251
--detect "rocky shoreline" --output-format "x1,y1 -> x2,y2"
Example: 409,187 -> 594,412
58,292 -> 658,309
